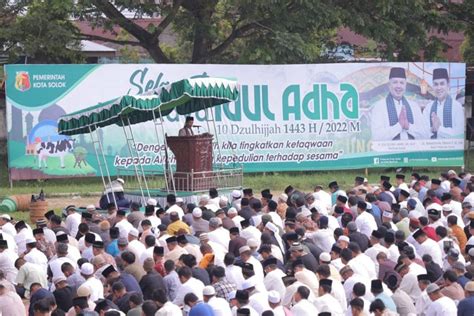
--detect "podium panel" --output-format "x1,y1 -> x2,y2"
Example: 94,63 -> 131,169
166,134 -> 214,190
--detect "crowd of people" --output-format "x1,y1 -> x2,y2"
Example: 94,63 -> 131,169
1,170 -> 474,315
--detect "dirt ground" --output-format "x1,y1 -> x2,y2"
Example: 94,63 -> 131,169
46,195 -> 101,210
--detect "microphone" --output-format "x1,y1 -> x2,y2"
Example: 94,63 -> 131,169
192,125 -> 202,128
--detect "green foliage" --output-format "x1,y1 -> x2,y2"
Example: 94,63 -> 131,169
72,0 -> 472,64
0,0 -> 83,63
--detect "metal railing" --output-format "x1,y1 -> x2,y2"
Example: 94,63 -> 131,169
116,165 -> 243,194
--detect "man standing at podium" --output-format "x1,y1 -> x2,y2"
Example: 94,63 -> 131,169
178,116 -> 195,136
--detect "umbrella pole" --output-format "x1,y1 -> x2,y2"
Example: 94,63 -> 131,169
88,126 -> 117,209
126,117 -> 151,200
120,117 -> 146,205
157,108 -> 176,195
152,110 -> 173,194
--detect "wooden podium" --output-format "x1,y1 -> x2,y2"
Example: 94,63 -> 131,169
166,133 -> 214,190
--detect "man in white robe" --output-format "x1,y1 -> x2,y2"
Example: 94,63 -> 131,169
371,67 -> 428,141
423,68 -> 464,139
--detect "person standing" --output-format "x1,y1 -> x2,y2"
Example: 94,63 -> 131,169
424,68 -> 464,139
371,67 -> 428,141
178,116 -> 195,136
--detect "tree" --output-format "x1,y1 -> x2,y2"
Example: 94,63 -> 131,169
449,0 -> 474,63
75,0 -> 464,64
0,0 -> 82,63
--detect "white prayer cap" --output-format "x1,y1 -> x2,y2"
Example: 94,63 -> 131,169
247,238 -> 259,248
382,211 -> 393,219
176,197 -> 184,203
116,178 -> 125,184
427,203 -> 442,212
128,228 -> 139,237
53,275 -> 67,284
80,262 -> 94,275
0,214 -> 11,220
448,170 -> 457,176
268,290 -> 281,303
319,252 -> 331,262
86,204 -> 96,211
220,196 -> 229,203
231,190 -> 241,198
147,198 -> 158,206
426,283 -> 440,294
239,245 -> 251,254
77,284 -> 91,297
252,215 -> 262,227
338,235 -> 350,243
203,286 -> 216,296
192,207 -> 202,218
442,204 -> 453,212
200,194 -> 210,202
26,238 -> 36,244
279,193 -> 288,202
265,222 -> 278,234
371,186 -> 380,193
227,207 -> 237,215
241,276 -> 257,290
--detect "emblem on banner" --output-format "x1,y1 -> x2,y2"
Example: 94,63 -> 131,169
15,71 -> 31,92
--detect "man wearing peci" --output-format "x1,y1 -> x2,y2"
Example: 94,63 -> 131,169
178,116 -> 195,136
371,67 -> 428,141
423,68 -> 464,139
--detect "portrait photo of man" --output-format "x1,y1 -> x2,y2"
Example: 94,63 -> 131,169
423,68 -> 464,139
371,67 -> 428,141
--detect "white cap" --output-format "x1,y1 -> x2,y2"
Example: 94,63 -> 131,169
241,276 -> 257,290
128,228 -> 139,237
371,186 -> 380,193
338,235 -> 350,243
200,194 -> 210,201
0,214 -> 11,220
116,178 -> 125,184
426,283 -> 440,294
382,211 -> 393,219
442,204 -> 453,212
53,276 -> 67,284
319,252 -> 331,262
252,216 -> 262,227
247,238 -> 258,248
228,207 -> 237,215
279,193 -> 288,202
220,196 -> 229,203
203,286 -> 216,296
77,284 -> 91,297
427,203 -> 443,212
176,197 -> 184,203
80,262 -> 94,275
231,190 -> 241,198
86,204 -> 96,211
301,209 -> 312,217
239,245 -> 251,254
265,222 -> 278,234
192,207 -> 202,218
468,248 -> 474,257
26,238 -> 36,244
268,290 -> 281,303
448,170 -> 457,176
147,198 -> 158,206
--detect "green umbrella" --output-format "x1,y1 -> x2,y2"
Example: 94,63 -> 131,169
58,77 -> 239,136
